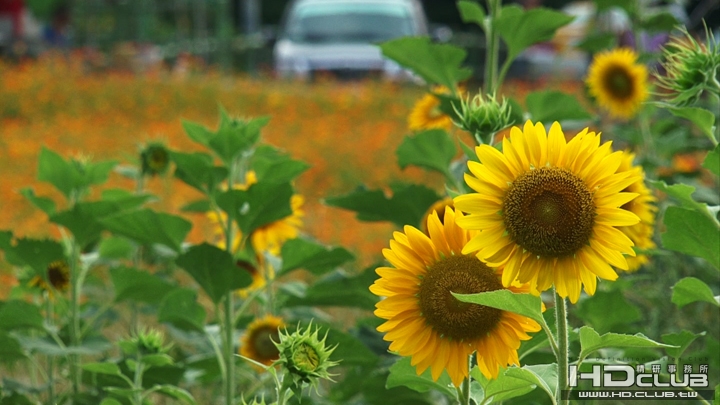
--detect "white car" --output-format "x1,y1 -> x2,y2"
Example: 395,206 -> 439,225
273,0 -> 429,80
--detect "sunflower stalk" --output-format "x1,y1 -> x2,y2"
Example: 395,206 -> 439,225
554,289 -> 570,405
457,375 -> 471,405
45,293 -> 56,405
222,156 -> 240,405
68,239 -> 82,397
483,0 -> 502,95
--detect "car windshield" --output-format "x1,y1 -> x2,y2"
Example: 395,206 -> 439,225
285,2 -> 415,44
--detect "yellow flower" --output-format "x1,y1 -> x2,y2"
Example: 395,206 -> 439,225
29,260 -> 70,295
235,259 -> 271,298
616,152 -> 657,271
420,197 -> 454,235
586,48 -> 649,119
408,86 -> 455,131
454,121 -> 641,303
370,208 -> 540,387
240,315 -> 285,368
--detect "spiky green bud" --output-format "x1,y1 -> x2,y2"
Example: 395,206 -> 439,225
454,93 -> 514,144
657,26 -> 720,105
119,328 -> 171,357
140,142 -> 170,176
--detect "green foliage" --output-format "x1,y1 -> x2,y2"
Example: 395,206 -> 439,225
100,209 -> 192,254
525,91 -> 593,123
396,130 -> 456,178
661,330 -> 706,358
283,269 -> 377,310
50,200 -> 120,248
453,290 -> 546,327
661,207 -> 720,270
504,364 -> 558,403
496,6 -> 574,62
575,289 -> 642,334
251,145 -> 310,184
0,332 -> 26,363
703,144 -> 720,177
671,277 -> 720,308
279,238 -> 354,276
170,151 -> 228,194
0,301 -> 44,331
110,267 -> 175,305
175,243 -> 253,304
157,289 -> 206,332
380,37 -> 472,89
215,182 -> 293,235
457,1 -> 485,28
19,188 -> 56,216
576,33 -> 617,53
386,357 -> 455,399
325,183 -> 441,228
470,366 -> 537,404
37,147 -> 117,199
660,104 -> 717,143
577,326 -> 675,363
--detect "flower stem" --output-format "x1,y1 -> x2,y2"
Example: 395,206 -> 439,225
484,0 -> 502,95
222,157 -> 240,405
133,354 -> 144,405
458,376 -> 471,405
68,240 -> 81,397
45,295 -> 55,405
554,288 -> 570,405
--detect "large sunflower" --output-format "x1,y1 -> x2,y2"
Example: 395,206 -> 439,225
454,121 -> 641,303
240,315 -> 285,368
370,208 -> 540,386
408,86 -> 455,132
616,152 -> 657,271
586,48 -> 649,119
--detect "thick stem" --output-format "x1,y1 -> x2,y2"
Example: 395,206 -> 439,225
222,157 -> 239,405
133,355 -> 144,405
458,376 -> 471,405
45,295 -> 55,405
69,241 -> 81,396
484,0 -> 502,95
554,289 -> 570,405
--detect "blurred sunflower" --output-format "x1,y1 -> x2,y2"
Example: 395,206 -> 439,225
370,208 -> 540,386
240,315 -> 285,368
408,86 -> 455,131
586,48 -> 648,119
235,259 -> 271,298
420,197 -> 454,235
616,152 -> 657,271
454,121 -> 641,303
29,260 -> 70,295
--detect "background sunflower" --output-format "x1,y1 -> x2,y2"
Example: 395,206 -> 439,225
586,48 -> 649,119
240,315 -> 285,368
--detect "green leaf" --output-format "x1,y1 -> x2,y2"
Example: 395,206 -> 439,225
110,267 -> 175,305
152,385 -> 196,405
472,366 -> 537,404
702,144 -> 720,177
640,12 -> 679,33
526,90 -> 592,123
325,183 -> 441,228
324,328 -> 378,367
0,332 -> 26,363
157,289 -> 206,332
662,104 -> 717,142
170,151 -> 228,194
457,0 -> 486,28
283,269 -> 377,310
0,300 -> 44,331
82,160 -> 118,188
504,364 -> 557,402
576,33 -> 617,53
100,189 -> 155,210
251,145 -> 310,184
37,147 -> 81,198
593,0 -> 635,13
649,180 -> 711,215
100,209 -> 192,253
575,289 -> 642,334
661,207 -> 720,269
98,236 -> 134,260
496,6 -> 575,61
181,120 -> 214,147
19,188 -> 56,216
280,238 -> 354,276
216,182 -> 294,235
396,129 -> 456,177
175,243 -> 252,304
99,399 -> 123,405
671,277 -> 719,308
578,326 -> 676,361
662,330 -> 706,358
50,201 -> 120,248
386,357 -> 455,399
181,199 -> 212,213
4,237 -> 64,275
208,116 -> 269,165
380,37 -> 471,88
453,290 -> 546,327
82,362 -> 122,376
143,354 -> 175,368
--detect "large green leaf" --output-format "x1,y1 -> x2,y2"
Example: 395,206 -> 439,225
575,289 -> 642,334
181,120 -> 214,147
19,188 -> 56,216
504,364 -> 557,402
0,332 -> 26,363
0,301 -> 44,331
496,6 -> 575,61
1,238 -> 64,276
174,243 -> 252,304
661,104 -> 717,143
454,290 -> 546,327
157,289 -> 206,332
576,33 -> 617,53
100,209 -> 192,253
526,90 -> 592,123
251,145 -> 310,184
100,189 -> 155,211
661,206 -> 720,269
472,366 -> 537,404
396,129 -> 456,177
457,0 -> 486,28
215,182 -> 294,235
170,151 -> 228,194
152,385 -> 197,405
50,201 -> 120,247
110,267 -> 176,305
37,147 -> 82,198
578,326 -> 675,362
279,238 -> 354,276
671,277 -> 719,308
650,180 -> 712,217
662,330 -> 706,358
208,115 -> 269,165
380,37 -> 471,88
325,183 -> 441,228
98,236 -> 134,260
386,357 -> 455,399
703,144 -> 720,177
283,269 -> 377,310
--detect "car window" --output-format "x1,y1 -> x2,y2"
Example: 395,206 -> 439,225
285,3 -> 415,44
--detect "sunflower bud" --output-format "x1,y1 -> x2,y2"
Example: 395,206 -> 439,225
454,93 -> 513,144
657,27 -> 720,106
273,321 -> 339,394
120,328 -> 171,357
140,143 -> 170,176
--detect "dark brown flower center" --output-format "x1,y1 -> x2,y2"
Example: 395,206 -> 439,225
603,66 -> 634,99
47,261 -> 70,290
250,325 -> 280,361
503,167 -> 595,258
418,255 -> 503,341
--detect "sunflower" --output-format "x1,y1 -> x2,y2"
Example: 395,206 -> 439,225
453,121 -> 641,303
408,86 -> 455,132
370,208 -> 541,386
240,315 -> 285,368
29,260 -> 70,294
235,259 -> 271,298
616,152 -> 657,271
420,197 -> 454,235
586,48 -> 649,119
